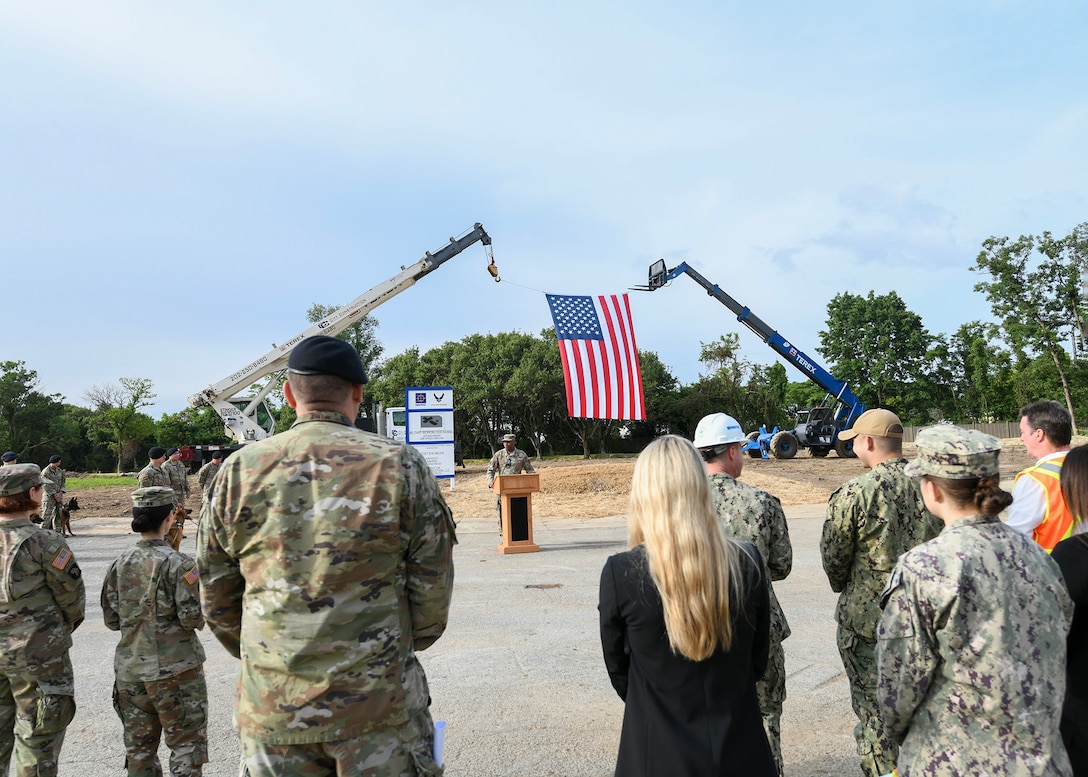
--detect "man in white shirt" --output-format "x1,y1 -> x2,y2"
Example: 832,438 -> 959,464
1006,399 -> 1074,551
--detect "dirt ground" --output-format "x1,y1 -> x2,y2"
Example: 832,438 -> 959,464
68,438 -> 1045,523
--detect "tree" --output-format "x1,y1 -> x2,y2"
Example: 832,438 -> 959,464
156,406 -> 231,448
973,224 -> 1088,429
506,332 -> 566,458
817,291 -> 933,420
0,361 -> 65,458
84,378 -> 156,473
307,304 -> 384,409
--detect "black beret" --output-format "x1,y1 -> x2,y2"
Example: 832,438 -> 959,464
288,336 -> 368,385
167,447 -> 180,456
211,451 -> 224,460
148,446 -> 167,459
48,454 -> 62,463
1,451 -> 16,462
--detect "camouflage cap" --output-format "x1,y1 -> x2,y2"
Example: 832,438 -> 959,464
0,463 -> 49,496
501,434 -> 517,443
905,425 -> 1001,479
131,486 -> 176,508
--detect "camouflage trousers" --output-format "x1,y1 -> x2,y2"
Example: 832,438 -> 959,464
837,626 -> 898,777
40,496 -> 60,532
0,653 -> 76,777
239,709 -> 442,777
112,666 -> 209,776
757,632 -> 787,777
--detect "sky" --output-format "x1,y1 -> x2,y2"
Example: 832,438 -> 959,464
2,1 -> 1086,419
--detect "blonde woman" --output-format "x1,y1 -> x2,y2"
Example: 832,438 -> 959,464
598,435 -> 774,776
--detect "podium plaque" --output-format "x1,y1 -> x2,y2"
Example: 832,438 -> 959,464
493,473 -> 541,554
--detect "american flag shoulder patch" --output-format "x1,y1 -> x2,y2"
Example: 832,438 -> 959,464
51,548 -> 72,570
183,566 -> 200,586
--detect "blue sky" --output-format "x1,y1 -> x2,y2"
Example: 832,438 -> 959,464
3,2 -> 1085,418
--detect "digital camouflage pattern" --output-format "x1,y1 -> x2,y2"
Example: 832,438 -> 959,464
138,463 -> 170,490
197,410 -> 456,747
877,516 -> 1073,776
0,464 -> 47,496
101,540 -> 206,681
708,472 -> 791,776
196,460 -> 220,492
487,447 -> 535,521
163,459 -> 191,504
102,539 -> 207,775
904,425 -> 1001,479
40,463 -> 66,533
821,458 -> 941,776
0,517 -> 84,776
485,447 -> 535,486
112,667 -> 208,777
239,709 -> 441,777
822,459 -> 940,638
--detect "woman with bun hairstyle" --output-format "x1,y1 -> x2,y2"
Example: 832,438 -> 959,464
598,435 -> 775,776
101,486 -> 208,776
1055,444 -> 1088,775
877,426 -> 1073,776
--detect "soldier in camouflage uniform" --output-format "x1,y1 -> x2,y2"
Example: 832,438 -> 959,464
486,434 -> 536,523
197,336 -> 456,777
694,413 -> 792,776
40,455 -> 66,532
163,448 -> 191,507
877,425 -> 1073,776
820,409 -> 941,777
138,448 -> 171,490
102,486 -> 208,776
0,463 -> 85,776
195,452 -> 223,495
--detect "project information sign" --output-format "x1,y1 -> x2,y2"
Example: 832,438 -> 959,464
405,386 -> 455,478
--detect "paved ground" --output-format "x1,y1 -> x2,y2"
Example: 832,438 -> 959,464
60,505 -> 857,777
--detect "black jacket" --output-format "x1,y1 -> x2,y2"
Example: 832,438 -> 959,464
598,542 -> 775,777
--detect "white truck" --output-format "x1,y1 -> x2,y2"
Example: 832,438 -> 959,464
187,223 -> 493,447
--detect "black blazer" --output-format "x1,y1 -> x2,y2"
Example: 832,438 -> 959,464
1052,535 -> 1088,776
599,542 -> 775,777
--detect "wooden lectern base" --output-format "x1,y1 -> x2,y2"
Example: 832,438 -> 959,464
498,540 -> 540,554
494,474 -> 541,554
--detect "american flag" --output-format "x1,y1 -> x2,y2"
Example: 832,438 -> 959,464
546,293 -> 646,420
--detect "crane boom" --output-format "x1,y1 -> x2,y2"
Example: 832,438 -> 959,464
188,223 -> 492,444
638,259 -> 865,458
646,260 -> 862,409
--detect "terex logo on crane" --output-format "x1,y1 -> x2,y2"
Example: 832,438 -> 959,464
784,342 -> 817,377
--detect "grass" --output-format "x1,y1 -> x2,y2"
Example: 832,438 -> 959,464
67,475 -> 138,490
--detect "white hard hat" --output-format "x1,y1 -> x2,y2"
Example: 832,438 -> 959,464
693,413 -> 747,449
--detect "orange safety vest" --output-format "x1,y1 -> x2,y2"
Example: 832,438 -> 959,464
1014,453 -> 1073,552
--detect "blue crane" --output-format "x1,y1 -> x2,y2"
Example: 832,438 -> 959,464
635,259 -> 865,459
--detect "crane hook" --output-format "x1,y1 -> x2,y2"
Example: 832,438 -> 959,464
487,257 -> 500,283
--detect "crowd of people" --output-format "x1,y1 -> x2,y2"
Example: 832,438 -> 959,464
1,340 -> 1085,776
599,401 -> 1086,777
0,337 -> 458,777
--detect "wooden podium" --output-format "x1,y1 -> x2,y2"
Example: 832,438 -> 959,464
493,473 -> 541,554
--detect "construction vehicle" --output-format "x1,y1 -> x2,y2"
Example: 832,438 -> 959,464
187,223 -> 494,452
635,259 -> 865,459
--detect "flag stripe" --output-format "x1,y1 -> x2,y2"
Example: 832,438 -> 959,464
545,292 -> 645,420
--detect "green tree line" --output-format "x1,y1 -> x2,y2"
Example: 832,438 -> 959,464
3,223 -> 1084,469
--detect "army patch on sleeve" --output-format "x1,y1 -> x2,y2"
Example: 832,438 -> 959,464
51,548 -> 73,570
183,566 -> 200,586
